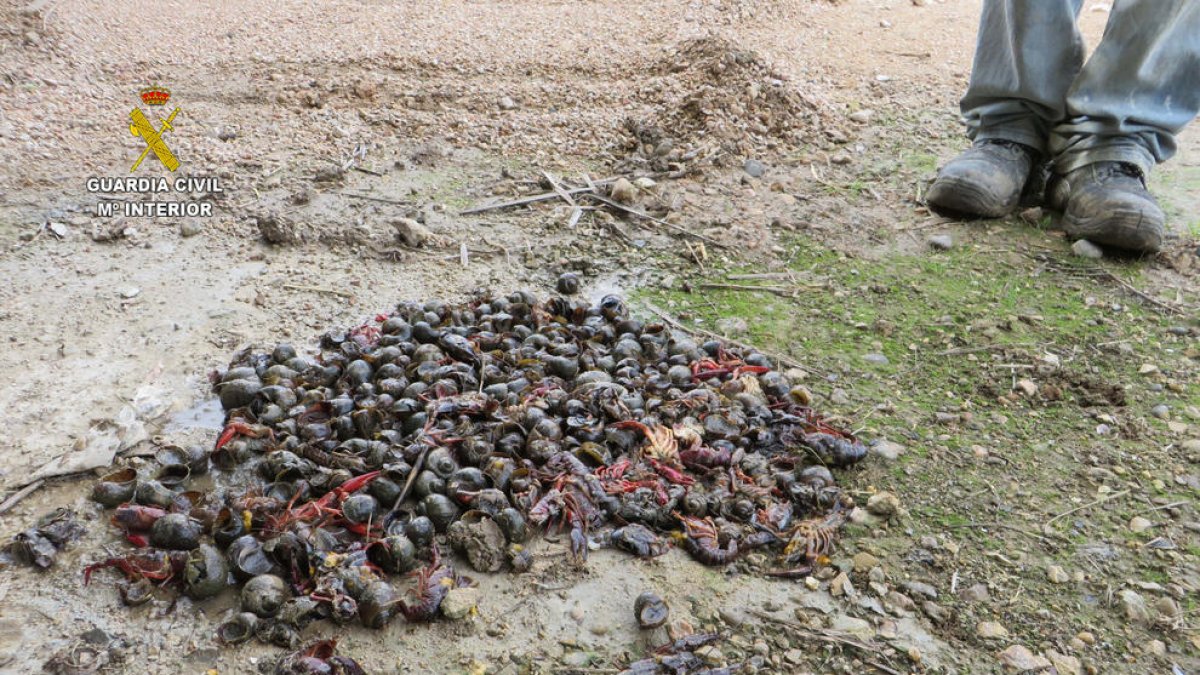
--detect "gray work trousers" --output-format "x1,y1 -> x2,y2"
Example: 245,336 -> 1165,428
961,0 -> 1200,176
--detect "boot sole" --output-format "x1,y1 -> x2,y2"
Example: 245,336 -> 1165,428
926,177 -> 1016,219
1063,208 -> 1164,253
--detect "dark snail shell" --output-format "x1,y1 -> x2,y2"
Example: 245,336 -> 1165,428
212,507 -> 246,548
369,533 -> 418,575
412,470 -> 445,499
446,467 -> 487,503
217,612 -> 259,645
241,574 -> 292,618
184,544 -> 229,600
91,468 -> 138,507
118,578 -> 155,606
420,494 -> 460,532
257,621 -> 300,649
341,494 -> 378,525
359,580 -> 400,629
218,378 -> 262,411
277,597 -> 322,628
135,480 -> 177,508
425,447 -> 458,479
634,592 -> 669,629
404,516 -> 436,549
228,535 -> 276,581
155,444 -> 210,476
150,513 -> 203,550
494,507 -> 528,543
156,463 -> 191,489
797,465 -> 835,489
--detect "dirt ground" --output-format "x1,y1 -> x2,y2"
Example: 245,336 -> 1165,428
1,0 -> 1197,673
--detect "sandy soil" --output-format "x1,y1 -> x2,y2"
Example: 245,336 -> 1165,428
0,0 -> 1196,673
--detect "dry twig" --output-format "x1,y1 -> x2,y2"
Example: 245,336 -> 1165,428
1046,489 -> 1131,526
281,284 -> 353,298
0,480 -> 45,514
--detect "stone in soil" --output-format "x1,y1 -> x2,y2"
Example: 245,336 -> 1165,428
928,234 -> 953,251
609,177 -> 637,204
960,583 -> 989,602
830,615 -> 873,640
852,551 -> 880,572
872,439 -> 905,461
743,159 -> 766,177
863,352 -> 889,365
561,651 -> 592,668
865,492 -> 901,519
997,645 -> 1051,672
1046,650 -> 1082,675
1071,239 -> 1104,259
1118,589 -> 1151,624
1150,404 -> 1169,419
1046,565 -> 1070,584
1128,516 -> 1153,533
848,109 -> 874,123
901,581 -> 937,599
392,217 -> 431,247
1154,596 -> 1181,621
830,572 -> 854,597
180,221 -> 203,237
441,587 -> 481,620
976,621 -> 1008,639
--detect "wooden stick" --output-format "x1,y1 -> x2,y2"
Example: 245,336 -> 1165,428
0,480 -> 45,515
727,272 -> 797,280
699,282 -> 826,297
1094,269 -> 1183,315
391,445 -> 430,511
458,180 -> 617,215
643,302 -> 805,372
943,521 -> 1056,544
281,283 -> 354,298
335,191 -> 412,206
1046,489 -> 1130,526
579,192 -> 729,249
541,170 -> 577,209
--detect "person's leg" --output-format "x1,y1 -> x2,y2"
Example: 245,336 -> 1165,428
963,0 -> 1086,154
1051,0 -> 1200,174
928,0 -> 1085,218
1049,0 -> 1200,252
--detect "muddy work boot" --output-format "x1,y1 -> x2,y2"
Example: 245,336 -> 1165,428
1050,162 -> 1165,253
926,140 -> 1038,218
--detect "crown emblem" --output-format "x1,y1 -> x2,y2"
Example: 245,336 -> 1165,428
139,86 -> 171,106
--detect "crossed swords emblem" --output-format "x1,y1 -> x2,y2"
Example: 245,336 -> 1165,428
129,106 -> 181,172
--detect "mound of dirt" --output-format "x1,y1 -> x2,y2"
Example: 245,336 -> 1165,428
621,36 -> 838,168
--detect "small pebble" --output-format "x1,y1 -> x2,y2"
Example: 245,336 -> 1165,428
1129,516 -> 1153,533
743,159 -> 766,178
863,353 -> 889,365
928,234 -> 953,250
1071,239 -> 1104,259
848,109 -> 874,124
1150,404 -> 1169,419
976,621 -> 1008,639
1047,565 -> 1070,584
